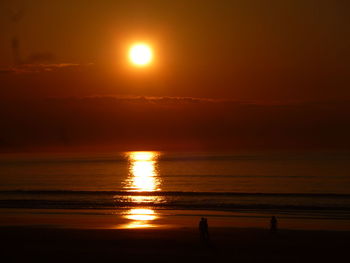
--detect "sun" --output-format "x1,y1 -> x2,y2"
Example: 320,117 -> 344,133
129,43 -> 153,66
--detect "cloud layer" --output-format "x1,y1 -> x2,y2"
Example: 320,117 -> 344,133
1,96 -> 349,151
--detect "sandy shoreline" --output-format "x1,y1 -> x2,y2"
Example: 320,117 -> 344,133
2,207 -> 350,231
1,226 -> 349,263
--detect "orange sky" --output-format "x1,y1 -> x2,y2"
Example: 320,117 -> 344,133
1,0 -> 349,100
0,0 -> 349,151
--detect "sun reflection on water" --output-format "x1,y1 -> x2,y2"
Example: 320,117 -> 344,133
120,151 -> 162,229
125,151 -> 161,193
125,209 -> 157,221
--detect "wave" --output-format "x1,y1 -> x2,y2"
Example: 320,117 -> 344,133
2,190 -> 350,212
1,190 -> 350,198
1,199 -> 350,212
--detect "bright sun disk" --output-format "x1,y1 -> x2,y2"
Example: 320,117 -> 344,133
129,43 -> 153,66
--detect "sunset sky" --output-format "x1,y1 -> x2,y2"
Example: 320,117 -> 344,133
0,0 -> 349,151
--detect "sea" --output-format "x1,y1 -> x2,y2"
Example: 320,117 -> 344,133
0,151 -> 350,230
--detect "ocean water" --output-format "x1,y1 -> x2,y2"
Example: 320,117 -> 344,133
0,151 -> 350,229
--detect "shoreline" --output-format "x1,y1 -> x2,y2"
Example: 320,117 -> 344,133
1,207 -> 350,231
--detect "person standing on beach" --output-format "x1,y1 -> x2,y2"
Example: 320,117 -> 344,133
199,217 -> 210,242
270,216 -> 278,233
199,217 -> 205,241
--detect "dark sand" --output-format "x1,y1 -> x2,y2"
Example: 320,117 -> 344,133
1,227 -> 349,263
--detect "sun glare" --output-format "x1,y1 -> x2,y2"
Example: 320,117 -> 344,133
129,43 -> 153,66
125,209 -> 157,221
125,151 -> 160,192
119,151 -> 162,229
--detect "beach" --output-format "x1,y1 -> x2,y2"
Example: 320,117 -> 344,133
1,226 -> 349,263
1,151 -> 349,262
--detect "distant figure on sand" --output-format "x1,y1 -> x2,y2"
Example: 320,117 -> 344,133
270,216 -> 278,233
199,217 -> 210,242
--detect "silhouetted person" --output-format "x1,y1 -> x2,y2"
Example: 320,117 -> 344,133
199,217 -> 210,242
270,216 -> 278,233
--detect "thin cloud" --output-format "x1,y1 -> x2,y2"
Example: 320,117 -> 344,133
56,95 -> 338,107
0,63 -> 94,74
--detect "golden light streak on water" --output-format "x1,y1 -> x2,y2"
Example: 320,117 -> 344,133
120,151 -> 162,228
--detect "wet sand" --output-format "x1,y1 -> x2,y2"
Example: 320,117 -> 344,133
1,226 -> 349,263
2,208 -> 350,231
